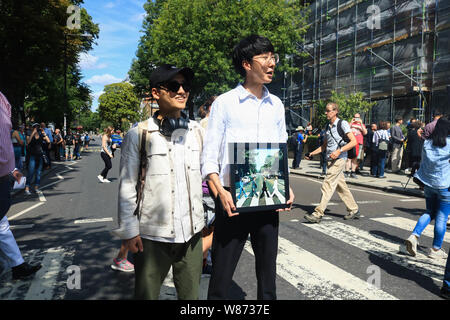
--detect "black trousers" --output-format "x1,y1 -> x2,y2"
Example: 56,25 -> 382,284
207,195 -> 279,300
100,152 -> 112,178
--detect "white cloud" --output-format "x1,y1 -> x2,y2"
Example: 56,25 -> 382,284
105,2 -> 116,9
92,91 -> 105,100
131,12 -> 146,22
86,74 -> 123,86
78,53 -> 108,70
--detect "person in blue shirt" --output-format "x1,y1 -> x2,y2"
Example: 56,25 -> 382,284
292,126 -> 307,169
402,117 -> 450,265
237,178 -> 248,200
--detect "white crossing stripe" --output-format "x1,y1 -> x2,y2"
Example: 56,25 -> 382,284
311,200 -> 381,206
400,199 -> 424,202
25,248 -> 66,300
303,221 -> 446,283
244,239 -> 397,300
371,216 -> 450,244
8,202 -> 44,221
250,196 -> 259,207
74,217 -> 113,224
265,197 -> 274,205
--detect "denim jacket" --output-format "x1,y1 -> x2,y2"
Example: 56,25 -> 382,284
112,118 -> 205,240
415,137 -> 450,189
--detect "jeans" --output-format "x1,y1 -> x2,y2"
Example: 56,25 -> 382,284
372,149 -> 387,177
320,151 -> 327,173
293,144 -> 303,168
412,186 -> 450,250
0,178 -> 24,269
26,154 -> 43,187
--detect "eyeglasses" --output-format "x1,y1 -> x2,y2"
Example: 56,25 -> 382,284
253,53 -> 280,65
159,81 -> 191,93
325,109 -> 336,113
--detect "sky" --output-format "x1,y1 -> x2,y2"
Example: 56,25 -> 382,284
78,0 -> 147,111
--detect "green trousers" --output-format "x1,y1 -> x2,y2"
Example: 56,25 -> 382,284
134,232 -> 203,300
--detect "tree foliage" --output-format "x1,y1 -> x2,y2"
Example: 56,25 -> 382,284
313,91 -> 376,129
98,83 -> 140,130
129,0 -> 310,104
0,0 -> 99,126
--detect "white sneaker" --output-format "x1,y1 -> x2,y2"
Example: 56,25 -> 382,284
103,178 -> 111,183
24,189 -> 31,196
97,175 -> 104,183
427,248 -> 448,259
405,235 -> 419,257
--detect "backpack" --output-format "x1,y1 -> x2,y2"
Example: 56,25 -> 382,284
326,119 -> 357,159
133,120 -> 204,220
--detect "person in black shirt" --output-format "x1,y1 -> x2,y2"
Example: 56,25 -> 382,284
64,130 -> 75,161
24,124 -> 50,195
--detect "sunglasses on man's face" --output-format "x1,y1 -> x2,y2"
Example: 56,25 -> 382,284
159,81 -> 192,93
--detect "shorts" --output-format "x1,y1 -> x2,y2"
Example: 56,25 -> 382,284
65,145 -> 73,155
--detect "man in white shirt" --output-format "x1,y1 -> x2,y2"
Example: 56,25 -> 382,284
304,102 -> 360,223
201,35 -> 294,300
114,65 -> 205,299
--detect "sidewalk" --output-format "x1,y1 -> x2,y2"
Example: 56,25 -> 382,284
289,158 -> 425,198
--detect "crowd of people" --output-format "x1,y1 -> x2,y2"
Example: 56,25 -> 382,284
0,33 -> 449,301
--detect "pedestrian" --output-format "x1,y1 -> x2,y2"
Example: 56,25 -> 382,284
367,123 -> 378,176
345,113 -> 367,178
40,122 -> 53,169
390,117 -> 405,173
201,35 -> 294,300
53,129 -> 63,161
73,132 -> 81,160
97,126 -> 114,183
292,126 -> 307,169
113,64 -> 205,300
418,109 -> 444,140
64,129 -> 75,161
24,123 -> 50,195
199,96 -> 217,130
402,117 -> 450,259
11,125 -> 25,171
259,177 -> 271,199
84,132 -> 90,150
0,91 -> 42,280
405,121 -> 424,176
372,121 -> 390,178
303,102 -> 360,223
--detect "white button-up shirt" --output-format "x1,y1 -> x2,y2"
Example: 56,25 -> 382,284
201,84 -> 288,187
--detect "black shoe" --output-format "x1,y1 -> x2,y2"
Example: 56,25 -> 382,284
350,172 -> 357,179
344,171 -> 349,178
12,262 -> 42,280
344,210 -> 361,220
202,264 -> 213,275
440,287 -> 450,300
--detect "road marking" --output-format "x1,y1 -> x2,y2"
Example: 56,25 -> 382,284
24,248 -> 66,300
295,176 -> 409,198
8,202 -> 44,221
74,217 -> 114,224
311,200 -> 380,206
385,213 -> 395,216
371,216 -> 450,244
10,224 -> 34,230
399,199 -> 423,202
303,221 -> 446,283
244,239 -> 397,300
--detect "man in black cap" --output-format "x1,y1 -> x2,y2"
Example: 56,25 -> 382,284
113,64 -> 206,300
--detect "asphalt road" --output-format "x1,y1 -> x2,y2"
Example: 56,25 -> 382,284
1,139 -> 447,300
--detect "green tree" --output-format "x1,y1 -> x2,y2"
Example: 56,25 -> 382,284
313,91 -> 376,129
79,110 -> 102,132
0,0 -> 99,125
98,83 -> 140,130
129,0 -> 310,110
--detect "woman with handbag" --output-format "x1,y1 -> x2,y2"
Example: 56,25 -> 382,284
372,121 -> 390,178
25,124 -> 50,195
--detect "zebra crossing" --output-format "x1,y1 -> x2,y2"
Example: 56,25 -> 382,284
1,213 -> 446,300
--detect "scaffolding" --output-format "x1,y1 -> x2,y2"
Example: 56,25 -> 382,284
284,0 -> 450,126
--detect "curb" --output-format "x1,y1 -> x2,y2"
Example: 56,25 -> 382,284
290,171 -> 425,199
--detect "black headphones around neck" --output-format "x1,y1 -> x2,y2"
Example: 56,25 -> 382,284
153,110 -> 190,137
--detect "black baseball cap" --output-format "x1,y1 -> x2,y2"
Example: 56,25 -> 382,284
149,64 -> 194,89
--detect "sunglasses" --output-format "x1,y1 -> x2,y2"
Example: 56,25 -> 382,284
159,81 -> 192,93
